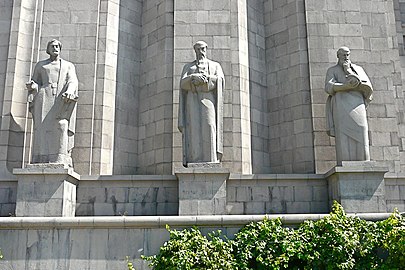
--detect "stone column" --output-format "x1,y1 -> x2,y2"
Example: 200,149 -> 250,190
325,161 -> 388,213
0,0 -> 41,178
175,166 -> 229,215
14,164 -> 79,217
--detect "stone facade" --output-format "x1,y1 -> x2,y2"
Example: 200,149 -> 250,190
1,172 -> 404,217
1,0 -> 405,268
0,213 -> 392,270
0,0 -> 404,213
1,0 -> 405,176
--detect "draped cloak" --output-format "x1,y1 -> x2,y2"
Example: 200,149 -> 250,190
178,59 -> 224,166
29,58 -> 78,163
325,63 -> 373,164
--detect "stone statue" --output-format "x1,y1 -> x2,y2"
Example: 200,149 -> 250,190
325,46 -> 373,164
178,41 -> 224,166
26,39 -> 79,167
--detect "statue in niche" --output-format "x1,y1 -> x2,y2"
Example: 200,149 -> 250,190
178,41 -> 224,166
325,46 -> 373,164
26,39 -> 79,167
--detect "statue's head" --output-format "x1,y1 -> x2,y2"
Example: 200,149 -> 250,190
193,41 -> 208,60
336,46 -> 350,65
46,39 -> 62,57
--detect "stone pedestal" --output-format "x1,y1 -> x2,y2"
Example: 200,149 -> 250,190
13,164 -> 79,217
325,161 -> 388,213
175,165 -> 229,215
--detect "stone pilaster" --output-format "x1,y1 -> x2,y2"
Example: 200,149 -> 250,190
0,0 -> 42,178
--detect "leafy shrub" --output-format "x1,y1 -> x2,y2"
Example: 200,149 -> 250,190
233,217 -> 305,269
298,202 -> 385,269
130,202 -> 405,270
379,210 -> 405,268
142,225 -> 236,270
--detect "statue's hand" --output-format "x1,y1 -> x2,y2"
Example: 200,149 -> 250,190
62,92 -> 78,103
26,80 -> 38,91
191,74 -> 208,85
346,76 -> 360,88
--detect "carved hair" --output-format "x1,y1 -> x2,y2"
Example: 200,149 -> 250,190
46,39 -> 62,55
337,46 -> 350,57
193,40 -> 208,51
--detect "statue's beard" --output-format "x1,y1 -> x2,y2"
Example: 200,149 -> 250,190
197,54 -> 206,61
339,59 -> 351,66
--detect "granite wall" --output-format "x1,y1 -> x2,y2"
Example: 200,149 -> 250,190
264,0 -> 315,174
0,213 -> 391,270
305,0 -> 405,173
1,173 -> 405,217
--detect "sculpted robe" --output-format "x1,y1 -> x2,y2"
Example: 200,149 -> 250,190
178,59 -> 224,166
325,63 -> 373,164
29,58 -> 78,164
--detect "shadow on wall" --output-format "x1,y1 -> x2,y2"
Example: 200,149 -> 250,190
112,0 -> 142,175
6,113 -> 24,174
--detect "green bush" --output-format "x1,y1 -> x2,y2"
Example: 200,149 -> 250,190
130,202 -> 405,270
296,202 -> 385,269
379,210 -> 405,268
142,225 -> 236,270
233,217 -> 305,269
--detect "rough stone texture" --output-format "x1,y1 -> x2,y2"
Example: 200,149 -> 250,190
173,0 -> 262,174
2,171 -> 405,217
306,0 -> 404,174
136,0 -> 174,175
113,0 -> 142,175
264,0 -> 315,174
176,167 -> 229,215
248,0 -> 271,173
0,226 -> 163,270
227,174 -> 328,214
0,213 -> 391,270
0,0 -> 143,176
0,0 -> 39,178
326,161 -> 388,213
394,0 -> 405,56
76,175 -> 178,216
14,166 -> 79,217
0,0 -> 13,178
0,181 -> 17,216
385,173 -> 405,212
1,0 -> 405,177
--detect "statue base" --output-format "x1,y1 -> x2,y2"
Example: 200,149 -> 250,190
186,162 -> 222,168
175,165 -> 229,215
325,161 -> 388,213
13,164 -> 79,217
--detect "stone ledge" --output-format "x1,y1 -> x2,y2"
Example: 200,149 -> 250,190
175,167 -> 230,174
13,166 -> 80,181
0,213 -> 394,229
229,174 -> 324,180
324,161 -> 389,178
384,172 -> 405,180
5,173 -> 405,182
80,175 -> 177,181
